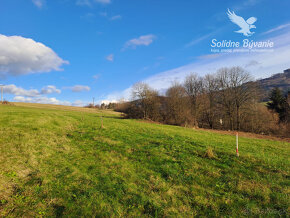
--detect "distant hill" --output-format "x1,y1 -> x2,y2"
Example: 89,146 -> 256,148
257,69 -> 290,98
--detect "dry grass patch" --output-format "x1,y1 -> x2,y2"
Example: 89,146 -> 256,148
93,136 -> 121,145
205,147 -> 215,159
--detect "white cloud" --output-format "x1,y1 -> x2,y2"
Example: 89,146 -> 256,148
262,23 -> 290,35
32,0 -> 45,8
0,34 -> 68,78
3,85 -> 40,97
110,15 -> 122,20
2,84 -> 85,106
13,96 -> 72,106
13,96 -> 87,107
2,84 -> 61,97
69,85 -> 91,92
106,54 -> 114,62
124,34 -> 156,50
101,100 -> 118,105
98,88 -> 131,104
41,85 -> 61,94
2,84 -> 88,105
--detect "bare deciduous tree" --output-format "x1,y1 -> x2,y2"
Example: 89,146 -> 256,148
202,74 -> 219,128
131,82 -> 160,120
217,67 -> 256,130
166,82 -> 192,126
184,73 -> 203,127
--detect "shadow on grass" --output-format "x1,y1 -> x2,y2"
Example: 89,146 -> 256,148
53,204 -> 65,217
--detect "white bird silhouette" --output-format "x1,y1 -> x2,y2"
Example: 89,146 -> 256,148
227,9 -> 257,37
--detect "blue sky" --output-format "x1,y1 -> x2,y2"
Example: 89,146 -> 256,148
0,0 -> 290,105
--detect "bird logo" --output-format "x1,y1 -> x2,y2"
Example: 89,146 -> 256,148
227,9 -> 257,37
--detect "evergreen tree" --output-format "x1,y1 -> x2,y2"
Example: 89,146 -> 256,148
267,88 -> 287,122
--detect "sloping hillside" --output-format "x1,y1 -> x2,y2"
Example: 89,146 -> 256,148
258,69 -> 290,98
0,104 -> 289,217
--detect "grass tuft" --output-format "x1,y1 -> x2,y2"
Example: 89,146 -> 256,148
205,147 -> 215,159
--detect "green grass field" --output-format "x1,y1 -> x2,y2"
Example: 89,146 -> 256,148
0,104 -> 289,217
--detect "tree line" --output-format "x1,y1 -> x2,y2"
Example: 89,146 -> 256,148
114,66 -> 289,137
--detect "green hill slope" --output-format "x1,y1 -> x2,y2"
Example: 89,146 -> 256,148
0,104 -> 289,217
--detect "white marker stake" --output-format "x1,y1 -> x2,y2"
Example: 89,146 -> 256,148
236,132 -> 239,157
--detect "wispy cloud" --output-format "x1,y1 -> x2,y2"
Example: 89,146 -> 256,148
240,0 -> 261,8
99,12 -> 122,21
110,15 -> 122,20
95,0 -> 111,3
244,60 -> 260,68
105,29 -> 290,101
198,53 -> 223,60
232,0 -> 262,11
106,54 -> 114,62
185,27 -> 224,48
76,0 -> 110,7
262,23 -> 290,35
93,74 -> 100,80
32,0 -> 45,8
99,12 -> 107,17
123,34 -> 156,50
80,13 -> 96,22
67,85 -> 91,92
144,31 -> 290,90
76,0 -> 91,7
185,33 -> 214,48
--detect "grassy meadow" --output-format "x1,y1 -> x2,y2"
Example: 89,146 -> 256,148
0,103 -> 289,217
